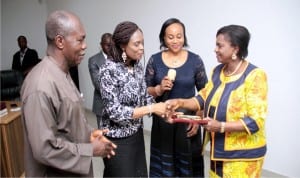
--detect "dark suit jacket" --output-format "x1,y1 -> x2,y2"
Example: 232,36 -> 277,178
12,48 -> 40,76
88,52 -> 106,117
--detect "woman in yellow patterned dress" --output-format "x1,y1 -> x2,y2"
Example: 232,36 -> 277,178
165,25 -> 268,178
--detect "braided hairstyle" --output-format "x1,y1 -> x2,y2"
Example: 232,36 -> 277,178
109,21 -> 140,63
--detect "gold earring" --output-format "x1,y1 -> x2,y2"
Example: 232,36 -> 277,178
122,50 -> 127,63
232,53 -> 237,60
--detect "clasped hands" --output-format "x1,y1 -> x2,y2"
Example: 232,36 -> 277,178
90,129 -> 117,158
159,99 -> 181,123
163,99 -> 223,133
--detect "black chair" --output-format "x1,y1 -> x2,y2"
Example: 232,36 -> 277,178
0,70 -> 24,101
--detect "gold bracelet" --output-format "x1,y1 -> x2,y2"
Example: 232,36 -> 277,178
220,122 -> 225,133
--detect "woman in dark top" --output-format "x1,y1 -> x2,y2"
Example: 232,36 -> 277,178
98,21 -> 166,177
145,18 -> 208,177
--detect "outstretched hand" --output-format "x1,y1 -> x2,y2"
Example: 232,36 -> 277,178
166,99 -> 181,112
159,99 -> 181,122
152,102 -> 167,116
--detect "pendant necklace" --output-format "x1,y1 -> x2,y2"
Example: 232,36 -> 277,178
172,59 -> 179,66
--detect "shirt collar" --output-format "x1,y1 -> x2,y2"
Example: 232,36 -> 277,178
102,51 -> 108,59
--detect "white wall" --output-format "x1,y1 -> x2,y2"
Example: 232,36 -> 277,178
1,0 -> 300,177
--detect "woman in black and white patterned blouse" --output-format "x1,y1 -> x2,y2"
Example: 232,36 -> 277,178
98,21 -> 166,177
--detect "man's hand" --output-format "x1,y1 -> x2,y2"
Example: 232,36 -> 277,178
91,129 -> 117,158
90,129 -> 108,142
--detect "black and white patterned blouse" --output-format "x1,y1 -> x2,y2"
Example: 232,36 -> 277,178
98,59 -> 155,138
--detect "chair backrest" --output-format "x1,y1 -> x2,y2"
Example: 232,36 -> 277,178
0,70 -> 24,101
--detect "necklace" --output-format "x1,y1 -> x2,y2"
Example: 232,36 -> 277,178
224,60 -> 243,77
172,59 -> 179,66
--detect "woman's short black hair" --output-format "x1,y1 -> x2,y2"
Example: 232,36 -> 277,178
159,18 -> 188,50
217,25 -> 250,59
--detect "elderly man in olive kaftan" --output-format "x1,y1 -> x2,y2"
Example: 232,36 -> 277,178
21,57 -> 94,177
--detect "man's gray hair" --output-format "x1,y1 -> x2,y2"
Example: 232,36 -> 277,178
45,10 -> 75,44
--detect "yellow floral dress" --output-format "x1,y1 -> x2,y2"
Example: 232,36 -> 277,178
194,61 -> 268,178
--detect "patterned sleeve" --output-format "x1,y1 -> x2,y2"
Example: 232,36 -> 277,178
98,62 -> 134,123
194,55 -> 208,91
241,68 -> 268,135
145,56 -> 156,87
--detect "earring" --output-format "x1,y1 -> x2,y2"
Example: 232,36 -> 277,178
122,50 -> 127,63
232,53 -> 237,60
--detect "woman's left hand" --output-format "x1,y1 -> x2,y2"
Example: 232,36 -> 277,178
202,118 -> 221,132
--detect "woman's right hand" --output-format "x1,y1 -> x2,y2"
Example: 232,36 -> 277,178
152,101 -> 182,124
166,99 -> 181,112
166,99 -> 182,123
160,76 -> 174,92
152,102 -> 167,116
